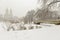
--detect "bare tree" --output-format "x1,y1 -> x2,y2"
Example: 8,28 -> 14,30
34,0 -> 60,23
24,10 -> 35,24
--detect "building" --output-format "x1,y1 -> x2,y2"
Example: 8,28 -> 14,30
4,8 -> 13,21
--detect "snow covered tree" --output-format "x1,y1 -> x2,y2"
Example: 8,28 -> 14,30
24,10 -> 35,24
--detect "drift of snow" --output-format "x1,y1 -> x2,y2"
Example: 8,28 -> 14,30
0,22 -> 8,31
0,22 -> 60,40
0,24 -> 60,40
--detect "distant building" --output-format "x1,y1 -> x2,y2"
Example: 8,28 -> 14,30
4,8 -> 13,20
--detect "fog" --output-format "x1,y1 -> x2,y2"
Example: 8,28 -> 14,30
0,0 -> 37,17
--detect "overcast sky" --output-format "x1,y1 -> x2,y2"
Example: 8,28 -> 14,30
0,0 -> 37,17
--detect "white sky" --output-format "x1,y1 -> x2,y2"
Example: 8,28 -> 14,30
0,0 -> 37,17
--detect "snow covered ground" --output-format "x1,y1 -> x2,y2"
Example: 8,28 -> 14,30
0,22 -> 60,40
0,26 -> 60,40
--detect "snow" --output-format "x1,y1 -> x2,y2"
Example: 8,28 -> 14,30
0,22 -> 60,40
0,22 -> 7,31
0,27 -> 60,40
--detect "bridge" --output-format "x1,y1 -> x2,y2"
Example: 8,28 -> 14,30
34,19 -> 60,25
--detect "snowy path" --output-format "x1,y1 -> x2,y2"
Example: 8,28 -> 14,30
0,26 -> 60,40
